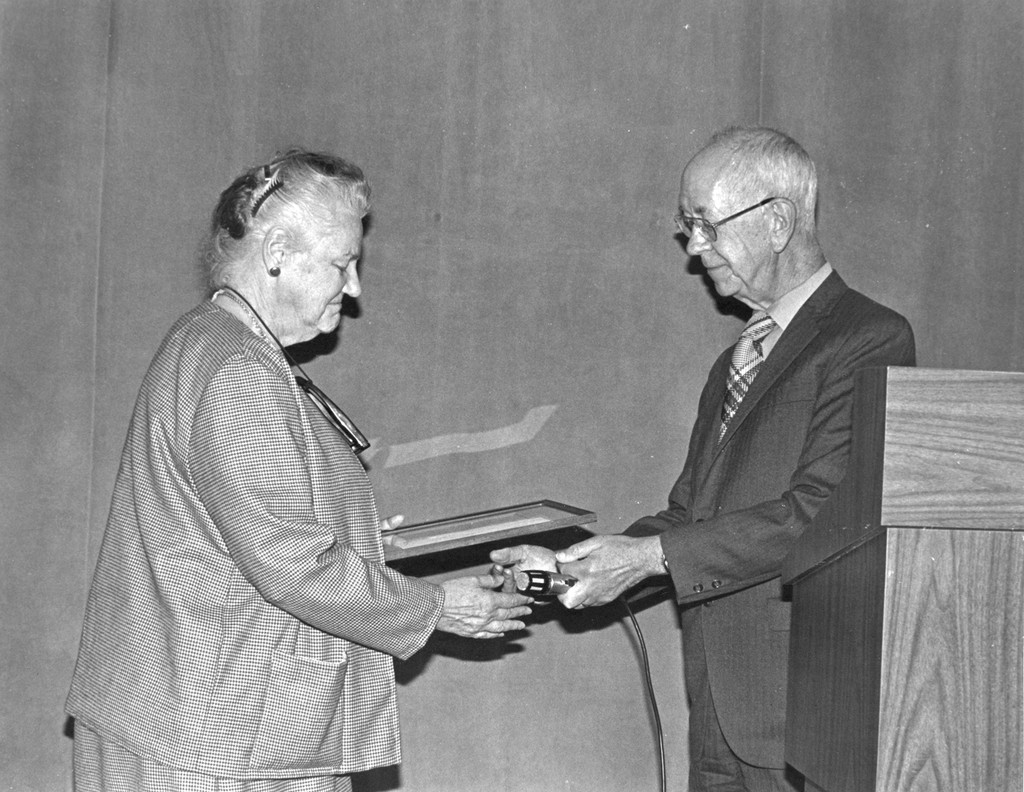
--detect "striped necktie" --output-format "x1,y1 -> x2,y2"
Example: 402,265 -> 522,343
720,311 -> 777,440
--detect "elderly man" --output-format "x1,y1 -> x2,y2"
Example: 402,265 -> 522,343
494,126 -> 915,791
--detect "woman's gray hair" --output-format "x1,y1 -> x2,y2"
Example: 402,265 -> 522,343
705,126 -> 818,236
202,149 -> 370,290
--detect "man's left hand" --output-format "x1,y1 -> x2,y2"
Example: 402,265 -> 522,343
555,535 -> 663,608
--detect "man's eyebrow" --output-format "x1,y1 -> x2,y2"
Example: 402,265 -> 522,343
680,203 -> 708,217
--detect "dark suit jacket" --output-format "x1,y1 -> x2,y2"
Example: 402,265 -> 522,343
627,270 -> 916,768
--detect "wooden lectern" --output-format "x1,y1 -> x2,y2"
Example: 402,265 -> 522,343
782,367 -> 1024,792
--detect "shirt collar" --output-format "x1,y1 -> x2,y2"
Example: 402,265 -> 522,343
765,262 -> 833,331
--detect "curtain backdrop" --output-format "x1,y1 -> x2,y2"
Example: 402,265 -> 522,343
2,1 -> 1021,790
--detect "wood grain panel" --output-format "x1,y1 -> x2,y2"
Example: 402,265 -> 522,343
877,528 -> 1024,792
880,369 -> 1024,530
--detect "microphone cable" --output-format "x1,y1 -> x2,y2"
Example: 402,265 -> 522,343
621,596 -> 667,792
514,571 -> 667,791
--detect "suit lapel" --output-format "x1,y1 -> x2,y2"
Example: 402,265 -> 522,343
689,349 -> 730,483
709,270 -> 849,459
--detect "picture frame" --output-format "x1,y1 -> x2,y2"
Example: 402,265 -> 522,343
382,499 -> 596,562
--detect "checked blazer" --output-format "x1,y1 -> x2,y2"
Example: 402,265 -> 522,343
67,302 -> 444,780
626,270 -> 915,768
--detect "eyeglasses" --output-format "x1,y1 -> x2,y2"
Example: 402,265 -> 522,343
295,375 -> 371,454
674,197 -> 778,242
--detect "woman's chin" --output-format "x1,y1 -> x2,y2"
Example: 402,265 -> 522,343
318,310 -> 343,335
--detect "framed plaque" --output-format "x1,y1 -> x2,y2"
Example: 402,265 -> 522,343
382,499 -> 596,562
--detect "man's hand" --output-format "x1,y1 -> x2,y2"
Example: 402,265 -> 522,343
555,535 -> 664,608
436,572 -> 533,638
489,544 -> 559,593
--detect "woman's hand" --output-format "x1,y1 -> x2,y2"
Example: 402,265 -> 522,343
436,572 -> 533,638
379,514 -> 405,532
488,544 -> 559,593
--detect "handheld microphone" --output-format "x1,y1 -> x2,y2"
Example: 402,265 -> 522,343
515,570 -> 577,596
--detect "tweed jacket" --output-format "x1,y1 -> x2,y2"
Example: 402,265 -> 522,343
67,302 -> 445,779
627,270 -> 916,768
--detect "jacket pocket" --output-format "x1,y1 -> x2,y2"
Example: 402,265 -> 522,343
249,650 -> 348,770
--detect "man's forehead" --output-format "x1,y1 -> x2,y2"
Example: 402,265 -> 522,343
679,153 -> 729,214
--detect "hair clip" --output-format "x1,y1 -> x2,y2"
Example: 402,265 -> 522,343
251,164 -> 284,217
218,203 -> 246,239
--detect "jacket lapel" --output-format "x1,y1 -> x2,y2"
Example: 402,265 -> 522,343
687,349 -> 731,484
709,270 -> 848,458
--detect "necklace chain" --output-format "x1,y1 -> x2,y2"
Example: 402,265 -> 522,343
209,287 -> 368,453
213,287 -> 314,382
214,288 -> 274,345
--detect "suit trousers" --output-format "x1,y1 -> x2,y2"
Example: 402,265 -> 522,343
682,607 -> 804,792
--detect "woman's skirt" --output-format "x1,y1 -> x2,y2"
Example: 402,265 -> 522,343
72,723 -> 352,792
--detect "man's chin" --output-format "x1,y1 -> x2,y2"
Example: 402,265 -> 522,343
710,278 -> 739,298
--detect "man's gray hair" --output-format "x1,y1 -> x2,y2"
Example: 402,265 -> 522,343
705,126 -> 818,236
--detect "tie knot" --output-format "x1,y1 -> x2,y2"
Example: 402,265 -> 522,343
741,312 -> 776,342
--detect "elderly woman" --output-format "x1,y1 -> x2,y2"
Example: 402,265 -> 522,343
66,150 -> 532,791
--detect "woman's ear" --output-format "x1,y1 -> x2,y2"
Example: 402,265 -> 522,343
768,197 -> 797,253
262,227 -> 289,277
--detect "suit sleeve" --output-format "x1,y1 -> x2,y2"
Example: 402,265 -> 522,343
190,355 -> 443,660
627,309 -> 915,604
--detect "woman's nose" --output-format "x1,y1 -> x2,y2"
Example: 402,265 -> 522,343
343,267 -> 362,298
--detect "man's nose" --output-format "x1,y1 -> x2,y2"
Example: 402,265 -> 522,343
685,228 -> 713,256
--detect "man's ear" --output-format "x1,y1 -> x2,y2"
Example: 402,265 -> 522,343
262,227 -> 290,277
768,197 -> 797,253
